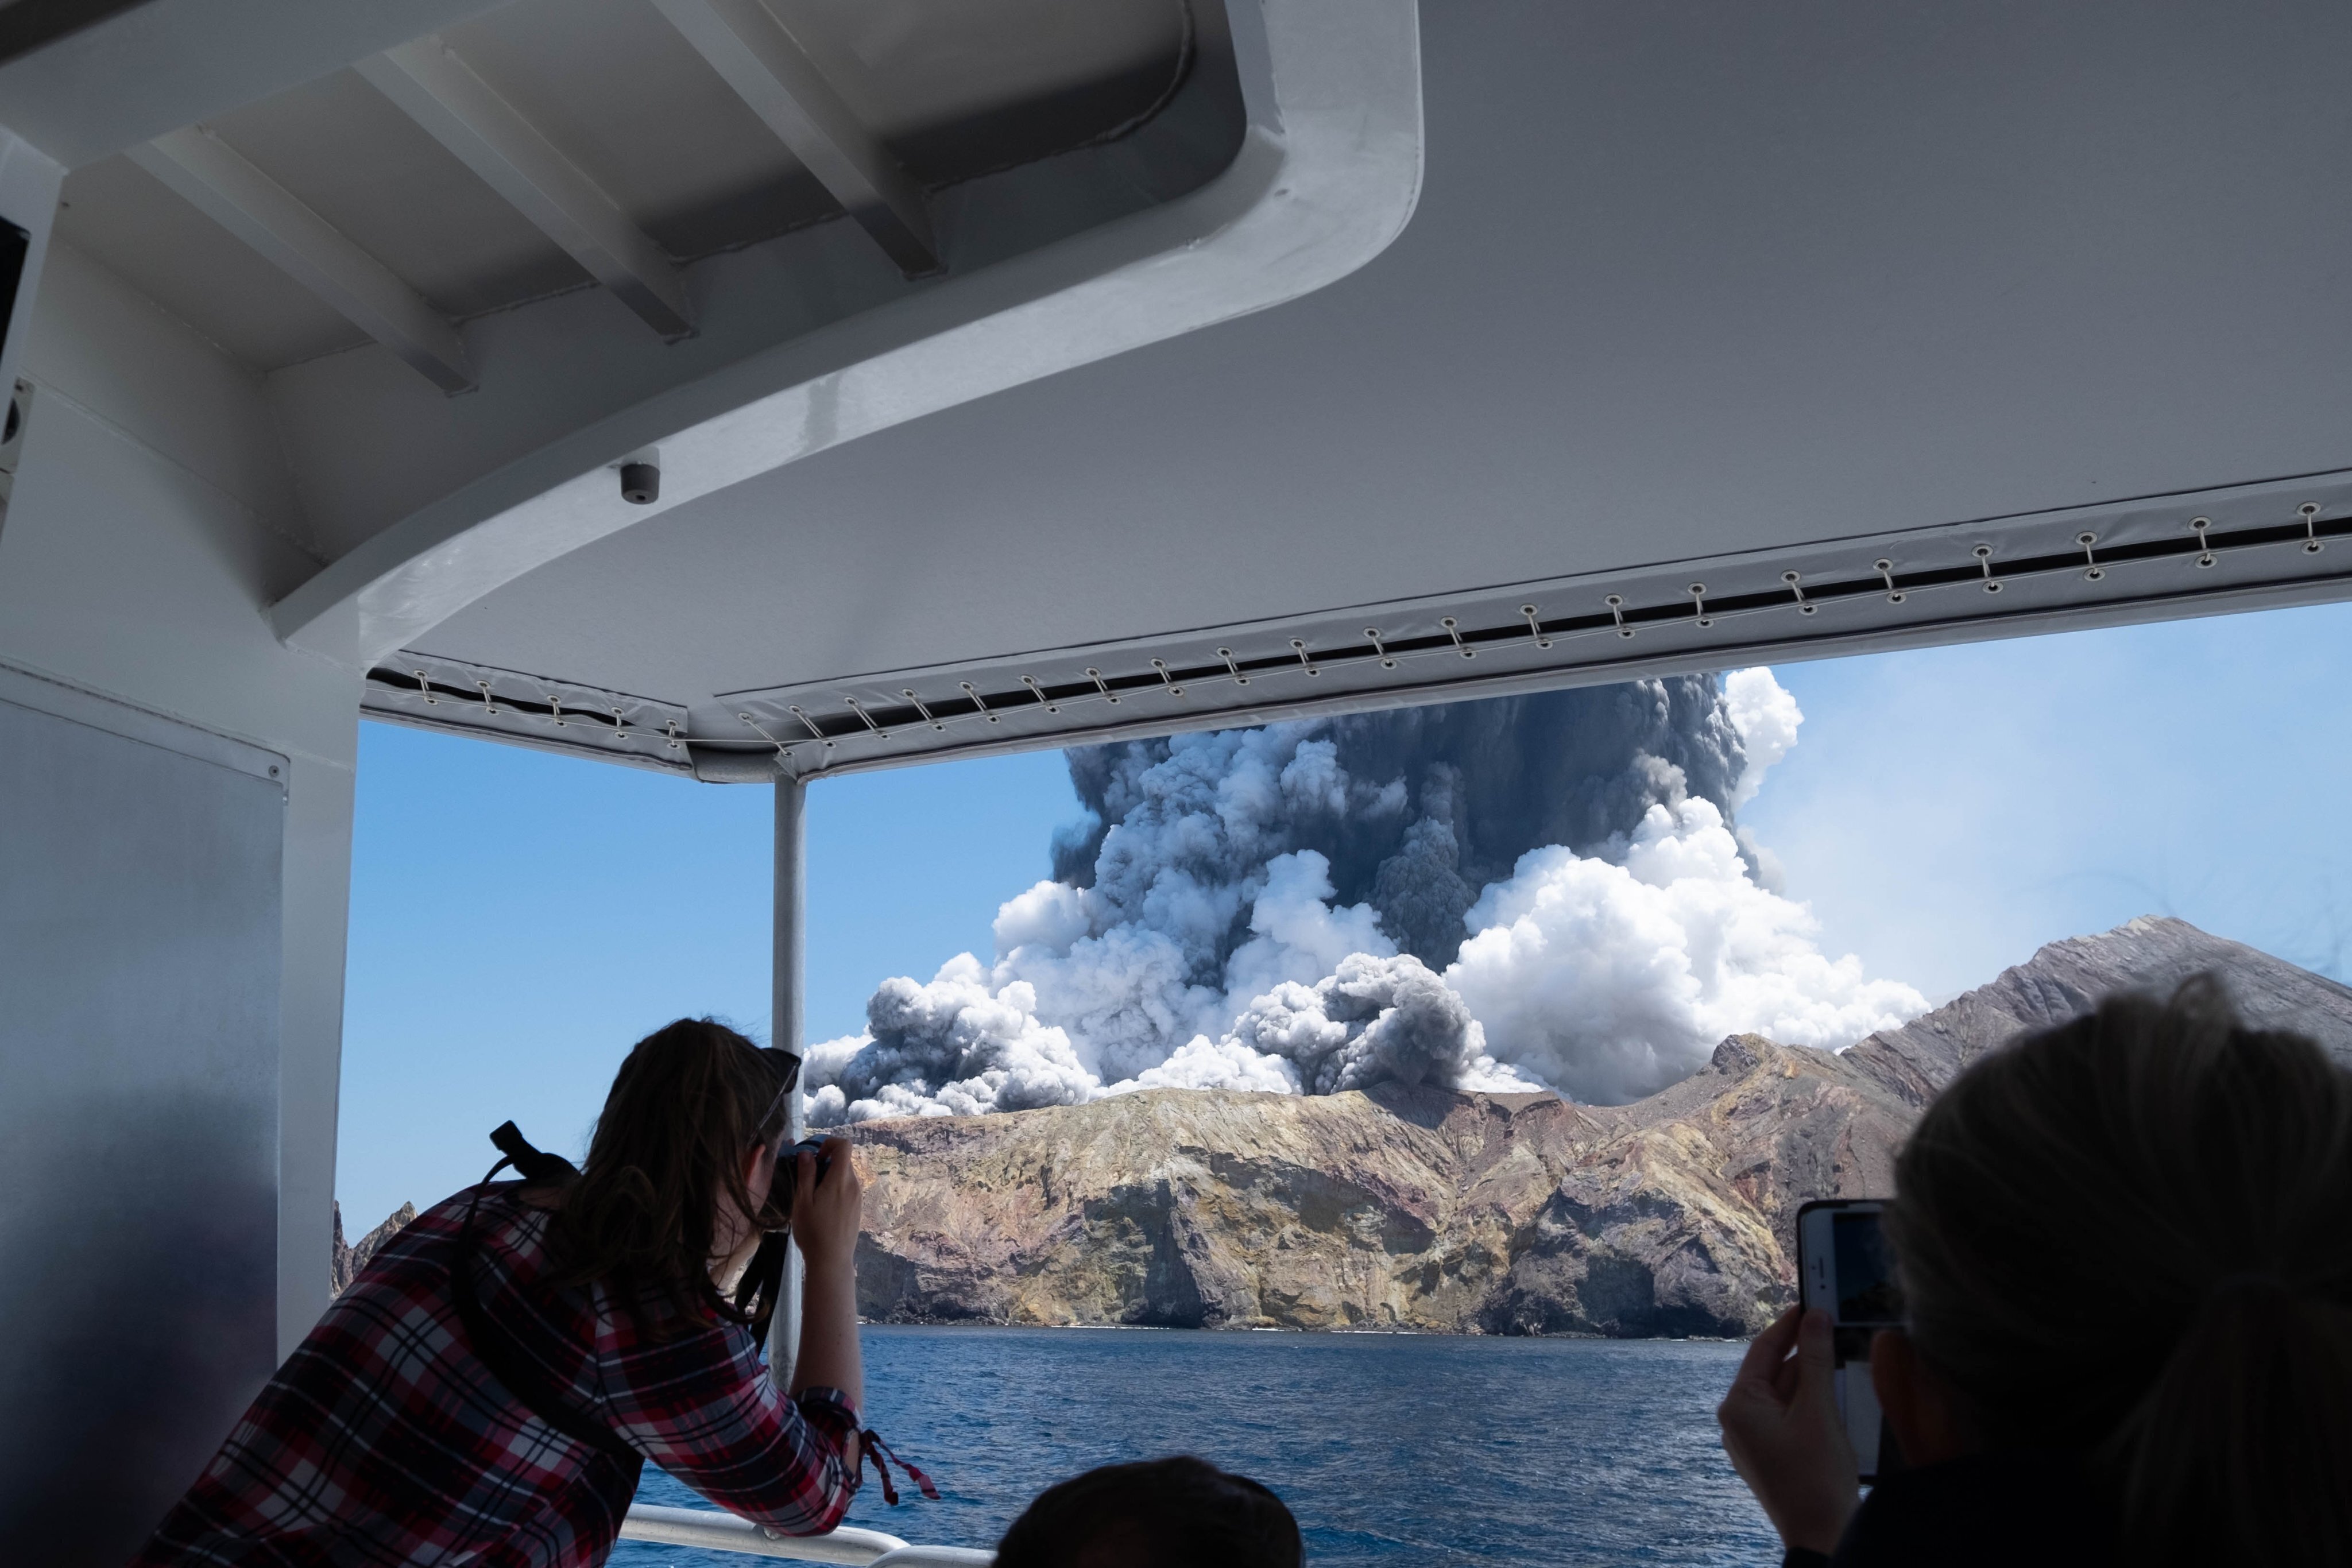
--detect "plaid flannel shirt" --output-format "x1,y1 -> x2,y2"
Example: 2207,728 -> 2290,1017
131,1184 -> 859,1566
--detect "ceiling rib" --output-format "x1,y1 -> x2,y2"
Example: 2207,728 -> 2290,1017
355,38 -> 696,341
651,0 -> 941,278
126,127 -> 475,393
0,0 -> 149,68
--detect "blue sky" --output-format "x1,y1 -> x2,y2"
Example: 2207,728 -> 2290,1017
1740,600 -> 2352,999
334,600 -> 2352,1230
335,730 -> 1076,1230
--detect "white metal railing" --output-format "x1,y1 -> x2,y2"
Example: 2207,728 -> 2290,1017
620,1503 -> 992,1566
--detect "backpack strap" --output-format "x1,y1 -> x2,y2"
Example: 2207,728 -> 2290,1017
450,1139 -> 645,1478
489,1119 -> 582,1184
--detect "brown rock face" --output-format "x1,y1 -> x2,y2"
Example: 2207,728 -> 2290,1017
850,917 -> 2352,1335
330,1201 -> 419,1296
853,1039 -> 1912,1337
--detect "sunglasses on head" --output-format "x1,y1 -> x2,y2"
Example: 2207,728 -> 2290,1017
755,1047 -> 803,1148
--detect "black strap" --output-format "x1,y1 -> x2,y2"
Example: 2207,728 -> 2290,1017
451,1145 -> 645,1477
490,1119 -> 582,1184
731,1233 -> 788,1338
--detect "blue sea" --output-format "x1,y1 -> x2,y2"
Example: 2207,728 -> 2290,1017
616,1327 -> 1777,1566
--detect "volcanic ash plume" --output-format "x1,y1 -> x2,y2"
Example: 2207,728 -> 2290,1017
802,671 -> 1924,1125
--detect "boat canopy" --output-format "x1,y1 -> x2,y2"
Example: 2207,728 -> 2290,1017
11,1 -> 2351,783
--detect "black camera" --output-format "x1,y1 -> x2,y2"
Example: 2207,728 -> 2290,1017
777,1135 -> 833,1192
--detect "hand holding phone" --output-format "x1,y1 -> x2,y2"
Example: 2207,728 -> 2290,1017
1717,1304 -> 1858,1552
1796,1199 -> 1905,1484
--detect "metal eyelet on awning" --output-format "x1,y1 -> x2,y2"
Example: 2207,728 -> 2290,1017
1874,559 -> 1905,605
1974,544 -> 2003,593
902,690 -> 943,730
786,705 -> 833,749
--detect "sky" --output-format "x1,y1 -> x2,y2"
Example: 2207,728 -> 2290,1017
334,598 -> 2352,1230
1739,599 -> 2352,998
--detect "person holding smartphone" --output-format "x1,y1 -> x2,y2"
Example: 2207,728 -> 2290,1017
133,1018 -> 876,1565
1718,978 -> 2352,1567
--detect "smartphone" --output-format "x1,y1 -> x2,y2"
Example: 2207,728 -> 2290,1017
1796,1199 -> 1904,1482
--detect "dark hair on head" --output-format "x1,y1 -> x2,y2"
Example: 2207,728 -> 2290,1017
544,1018 -> 795,1330
1889,975 -> 2352,1565
993,1455 -> 1302,1568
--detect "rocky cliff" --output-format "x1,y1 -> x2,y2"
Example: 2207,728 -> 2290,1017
850,917 -> 2352,1335
331,1201 -> 418,1296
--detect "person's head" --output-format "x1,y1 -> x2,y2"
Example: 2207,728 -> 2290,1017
1881,976 -> 2352,1562
547,1017 -> 798,1325
993,1456 -> 1302,1568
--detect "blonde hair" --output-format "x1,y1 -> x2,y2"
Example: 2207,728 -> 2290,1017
1889,977 -> 2352,1562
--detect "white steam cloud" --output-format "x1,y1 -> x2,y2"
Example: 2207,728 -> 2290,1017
1447,796 -> 1922,1102
804,671 -> 1922,1124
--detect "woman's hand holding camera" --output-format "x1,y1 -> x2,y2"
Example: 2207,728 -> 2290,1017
786,1136 -> 865,1410
790,1137 -> 861,1274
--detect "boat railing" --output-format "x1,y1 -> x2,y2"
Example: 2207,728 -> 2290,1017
620,1503 -> 992,1565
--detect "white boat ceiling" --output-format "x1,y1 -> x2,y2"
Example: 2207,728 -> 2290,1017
19,0 -> 2352,780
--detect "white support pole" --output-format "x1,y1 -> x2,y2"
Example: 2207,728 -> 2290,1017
651,0 -> 940,278
357,38 -> 696,340
767,769 -> 807,1389
126,128 -> 475,393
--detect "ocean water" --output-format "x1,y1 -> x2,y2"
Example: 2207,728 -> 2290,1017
616,1327 -> 1778,1567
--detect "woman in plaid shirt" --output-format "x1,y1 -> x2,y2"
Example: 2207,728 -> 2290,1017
132,1020 -> 869,1566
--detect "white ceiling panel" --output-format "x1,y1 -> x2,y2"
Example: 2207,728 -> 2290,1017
440,0 -> 845,258
55,155 -> 370,369
420,1 -> 2352,673
394,0 -> 2352,773
203,67 -> 587,319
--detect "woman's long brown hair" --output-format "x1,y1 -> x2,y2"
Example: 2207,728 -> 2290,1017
546,1017 -> 794,1330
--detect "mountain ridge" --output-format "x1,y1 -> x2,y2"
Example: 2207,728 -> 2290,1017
849,917 -> 2352,1335
331,919 -> 2352,1329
